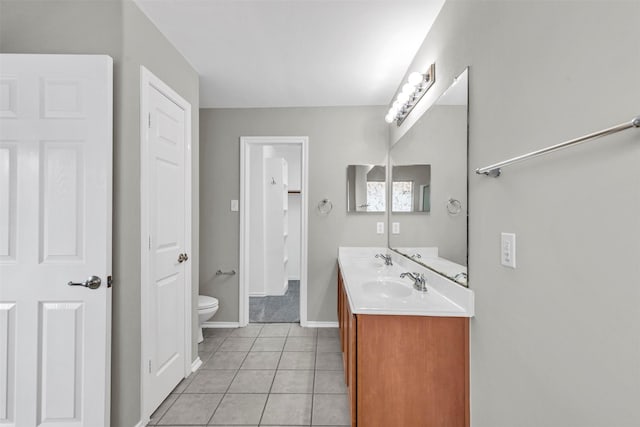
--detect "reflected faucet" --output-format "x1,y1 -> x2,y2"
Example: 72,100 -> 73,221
400,272 -> 427,292
410,253 -> 422,259
375,253 -> 393,266
454,272 -> 468,283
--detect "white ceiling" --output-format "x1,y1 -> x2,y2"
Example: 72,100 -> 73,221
134,0 -> 446,108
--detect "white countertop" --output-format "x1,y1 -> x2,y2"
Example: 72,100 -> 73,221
338,247 -> 474,317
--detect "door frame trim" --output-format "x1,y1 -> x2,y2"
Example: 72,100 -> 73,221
239,136 -> 309,326
140,66 -> 193,420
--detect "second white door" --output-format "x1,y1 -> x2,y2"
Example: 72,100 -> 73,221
142,68 -> 191,417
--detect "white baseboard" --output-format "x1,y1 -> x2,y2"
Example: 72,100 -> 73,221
191,357 -> 203,373
203,321 -> 240,328
133,420 -> 146,427
249,292 -> 266,297
305,321 -> 338,328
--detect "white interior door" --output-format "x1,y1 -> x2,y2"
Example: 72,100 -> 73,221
0,54 -> 112,427
142,69 -> 191,417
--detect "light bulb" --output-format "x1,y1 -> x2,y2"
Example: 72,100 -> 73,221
407,71 -> 424,86
396,92 -> 410,104
392,100 -> 402,110
384,113 -> 394,124
402,83 -> 415,95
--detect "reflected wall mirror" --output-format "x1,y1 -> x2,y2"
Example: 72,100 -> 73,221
388,68 -> 469,286
346,164 -> 386,213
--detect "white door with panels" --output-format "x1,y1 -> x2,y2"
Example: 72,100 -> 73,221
141,67 -> 192,418
0,54 -> 113,427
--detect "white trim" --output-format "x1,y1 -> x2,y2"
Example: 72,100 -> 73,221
191,357 -> 203,373
249,292 -> 267,297
140,66 -> 193,422
203,321 -> 241,328
133,421 -> 147,427
306,321 -> 339,328
240,136 -> 309,327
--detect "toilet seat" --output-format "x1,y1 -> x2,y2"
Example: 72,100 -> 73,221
198,295 -> 218,310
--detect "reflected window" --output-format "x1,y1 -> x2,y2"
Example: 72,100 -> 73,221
366,181 -> 386,212
392,181 -> 413,212
390,164 -> 430,213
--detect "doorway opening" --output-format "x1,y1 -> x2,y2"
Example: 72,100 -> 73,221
240,137 -> 309,326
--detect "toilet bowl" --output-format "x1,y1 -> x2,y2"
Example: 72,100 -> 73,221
197,295 -> 219,343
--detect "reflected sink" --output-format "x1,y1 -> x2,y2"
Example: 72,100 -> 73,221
362,280 -> 412,299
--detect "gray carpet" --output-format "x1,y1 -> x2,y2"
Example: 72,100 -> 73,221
250,280 -> 300,323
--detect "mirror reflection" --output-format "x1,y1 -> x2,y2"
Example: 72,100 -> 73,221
389,68 -> 469,286
346,165 -> 386,213
391,164 -> 431,213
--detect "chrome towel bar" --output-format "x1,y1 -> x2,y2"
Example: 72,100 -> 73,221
476,116 -> 640,177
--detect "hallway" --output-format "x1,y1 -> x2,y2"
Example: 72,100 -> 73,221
147,323 -> 350,426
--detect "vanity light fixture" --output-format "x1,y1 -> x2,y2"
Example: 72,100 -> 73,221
385,63 -> 436,126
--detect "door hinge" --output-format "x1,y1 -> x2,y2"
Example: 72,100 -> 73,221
148,113 -> 151,128
107,276 -> 112,288
148,360 -> 152,373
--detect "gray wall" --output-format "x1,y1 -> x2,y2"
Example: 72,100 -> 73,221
200,106 -> 388,322
0,2 -> 200,426
392,1 -> 640,425
122,0 -> 200,397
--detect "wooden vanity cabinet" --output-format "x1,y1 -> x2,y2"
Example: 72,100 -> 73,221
337,267 -> 469,427
338,271 -> 357,426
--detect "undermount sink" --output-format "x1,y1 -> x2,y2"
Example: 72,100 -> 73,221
362,279 -> 412,299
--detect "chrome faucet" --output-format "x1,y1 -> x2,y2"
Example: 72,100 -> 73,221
375,253 -> 393,266
400,272 -> 427,292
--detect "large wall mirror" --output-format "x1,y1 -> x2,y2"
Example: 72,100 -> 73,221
388,68 -> 469,286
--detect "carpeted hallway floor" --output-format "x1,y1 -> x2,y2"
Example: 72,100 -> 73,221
250,280 -> 300,323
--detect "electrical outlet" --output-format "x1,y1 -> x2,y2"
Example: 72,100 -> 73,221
376,222 -> 384,234
231,200 -> 239,211
392,222 -> 400,234
501,232 -> 516,268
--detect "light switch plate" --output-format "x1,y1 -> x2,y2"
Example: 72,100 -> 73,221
376,222 -> 384,234
231,199 -> 239,211
392,222 -> 400,234
501,232 -> 516,268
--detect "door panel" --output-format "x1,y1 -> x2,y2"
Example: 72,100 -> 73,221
0,144 -> 16,260
39,302 -> 83,422
0,303 -> 16,423
40,141 -> 85,262
0,54 -> 112,427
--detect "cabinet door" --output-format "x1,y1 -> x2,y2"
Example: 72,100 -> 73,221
357,315 -> 469,427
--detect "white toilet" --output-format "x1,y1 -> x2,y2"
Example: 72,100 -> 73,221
197,295 -> 219,343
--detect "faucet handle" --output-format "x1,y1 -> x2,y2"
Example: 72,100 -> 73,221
375,253 -> 393,266
400,272 -> 427,292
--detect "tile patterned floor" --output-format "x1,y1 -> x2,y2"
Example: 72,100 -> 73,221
147,323 -> 350,426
